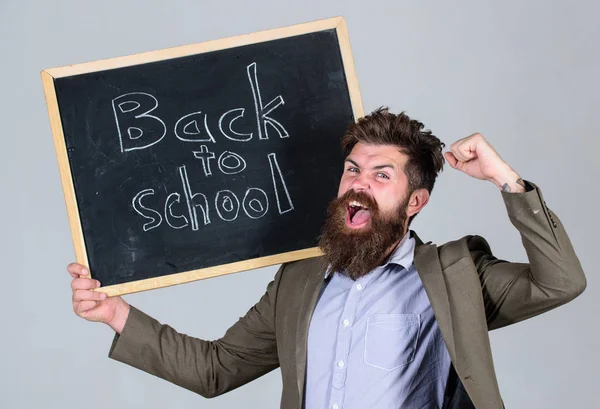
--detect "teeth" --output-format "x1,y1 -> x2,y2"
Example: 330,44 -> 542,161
349,200 -> 367,209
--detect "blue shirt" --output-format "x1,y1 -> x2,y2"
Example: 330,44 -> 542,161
305,233 -> 451,409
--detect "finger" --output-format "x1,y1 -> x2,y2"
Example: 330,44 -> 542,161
73,288 -> 107,302
444,151 -> 458,168
451,140 -> 476,162
445,151 -> 466,172
74,300 -> 98,315
71,277 -> 101,291
79,308 -> 104,322
449,134 -> 471,148
67,263 -> 89,278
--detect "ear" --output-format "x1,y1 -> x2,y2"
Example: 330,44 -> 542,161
406,188 -> 430,218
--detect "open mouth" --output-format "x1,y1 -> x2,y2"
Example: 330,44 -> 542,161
346,200 -> 372,228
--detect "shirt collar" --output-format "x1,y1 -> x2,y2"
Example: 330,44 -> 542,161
324,230 -> 416,279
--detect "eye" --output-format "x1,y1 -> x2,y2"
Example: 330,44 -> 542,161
376,172 -> 389,179
347,167 -> 359,173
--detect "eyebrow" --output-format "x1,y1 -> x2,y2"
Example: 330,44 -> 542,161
345,158 -> 360,167
345,158 -> 396,171
373,164 -> 396,171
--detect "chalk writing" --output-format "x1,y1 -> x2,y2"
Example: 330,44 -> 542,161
123,62 -> 295,232
175,111 -> 216,143
268,152 -> 294,214
218,151 -> 246,175
112,62 -> 287,151
131,152 -> 287,231
112,92 -> 167,152
132,189 -> 162,231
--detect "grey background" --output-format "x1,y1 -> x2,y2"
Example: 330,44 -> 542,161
1,0 -> 597,408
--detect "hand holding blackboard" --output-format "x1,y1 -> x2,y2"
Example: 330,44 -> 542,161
42,17 -> 363,296
68,263 -> 130,333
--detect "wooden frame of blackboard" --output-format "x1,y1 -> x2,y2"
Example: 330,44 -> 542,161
41,16 -> 364,296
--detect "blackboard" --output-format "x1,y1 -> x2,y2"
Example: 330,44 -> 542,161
41,17 -> 363,296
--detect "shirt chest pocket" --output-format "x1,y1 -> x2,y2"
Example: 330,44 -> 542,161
364,313 -> 421,371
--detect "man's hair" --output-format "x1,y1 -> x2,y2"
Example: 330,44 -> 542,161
341,107 -> 445,222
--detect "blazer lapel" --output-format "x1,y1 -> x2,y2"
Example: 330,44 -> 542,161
294,256 -> 328,405
412,232 -> 457,365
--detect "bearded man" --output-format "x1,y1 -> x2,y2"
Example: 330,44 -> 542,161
68,108 -> 586,409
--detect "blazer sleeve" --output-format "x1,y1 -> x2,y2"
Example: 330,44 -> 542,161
108,264 -> 284,398
468,182 -> 586,330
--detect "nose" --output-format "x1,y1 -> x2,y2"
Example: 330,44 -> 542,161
350,172 -> 369,192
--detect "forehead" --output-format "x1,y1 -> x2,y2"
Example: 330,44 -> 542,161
346,143 -> 408,168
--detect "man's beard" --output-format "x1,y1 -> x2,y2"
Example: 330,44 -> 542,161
318,190 -> 409,280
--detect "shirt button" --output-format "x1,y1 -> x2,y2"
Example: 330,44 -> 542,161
343,319 -> 350,327
333,373 -> 345,389
337,360 -> 345,368
356,283 -> 363,290
333,404 -> 339,409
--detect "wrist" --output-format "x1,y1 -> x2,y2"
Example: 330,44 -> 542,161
490,166 -> 525,193
107,299 -> 131,334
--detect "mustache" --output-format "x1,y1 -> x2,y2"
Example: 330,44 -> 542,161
335,190 -> 379,213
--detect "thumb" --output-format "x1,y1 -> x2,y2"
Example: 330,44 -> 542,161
444,151 -> 461,169
444,151 -> 468,172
